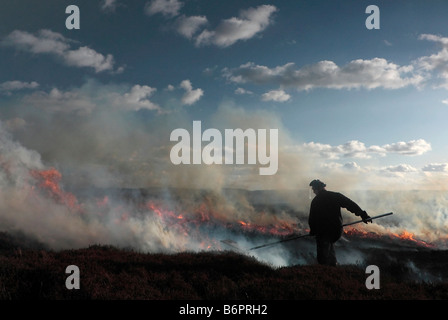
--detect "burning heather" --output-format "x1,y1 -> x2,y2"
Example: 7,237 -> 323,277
30,168 -> 81,212
343,227 -> 434,249
0,122 -> 447,269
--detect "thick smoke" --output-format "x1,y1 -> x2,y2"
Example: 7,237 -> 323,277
0,107 -> 310,261
0,124 -> 107,249
0,91 -> 447,269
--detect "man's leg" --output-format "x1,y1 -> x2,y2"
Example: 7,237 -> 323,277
327,242 -> 337,266
316,236 -> 337,266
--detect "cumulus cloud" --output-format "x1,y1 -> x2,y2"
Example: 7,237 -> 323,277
422,163 -> 448,172
145,3 -> 276,48
180,80 -> 203,105
417,34 -> 448,89
420,33 -> 448,46
234,87 -> 253,95
175,15 -> 208,39
219,33 -> 448,92
220,32 -> 448,92
145,0 -> 183,17
1,29 -> 121,73
261,89 -> 290,102
22,80 -> 161,114
302,139 -> 431,160
343,162 -> 362,171
120,85 -> 160,112
384,164 -> 418,173
195,5 -> 277,47
22,79 -> 206,115
63,46 -> 116,73
302,140 -> 375,159
23,88 -> 97,115
223,58 -> 423,91
382,139 -> 432,156
0,80 -> 39,94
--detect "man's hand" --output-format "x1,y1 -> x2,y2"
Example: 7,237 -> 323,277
360,211 -> 372,224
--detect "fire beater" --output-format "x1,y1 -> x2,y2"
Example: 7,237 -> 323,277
221,212 -> 393,251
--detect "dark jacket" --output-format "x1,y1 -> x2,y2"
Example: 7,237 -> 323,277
308,190 -> 364,242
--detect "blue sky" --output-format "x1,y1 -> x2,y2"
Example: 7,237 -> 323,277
2,0 -> 448,190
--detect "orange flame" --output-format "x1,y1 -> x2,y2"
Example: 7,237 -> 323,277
391,230 -> 433,248
144,200 -> 301,246
26,169 -> 438,251
30,167 -> 82,212
345,226 -> 434,248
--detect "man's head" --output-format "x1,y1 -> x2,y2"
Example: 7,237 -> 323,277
309,179 -> 326,195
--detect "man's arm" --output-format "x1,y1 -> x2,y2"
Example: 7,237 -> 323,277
336,193 -> 372,223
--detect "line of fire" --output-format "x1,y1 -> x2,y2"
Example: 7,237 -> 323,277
29,167 -> 437,255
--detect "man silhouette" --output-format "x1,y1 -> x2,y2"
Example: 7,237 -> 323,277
308,179 -> 371,266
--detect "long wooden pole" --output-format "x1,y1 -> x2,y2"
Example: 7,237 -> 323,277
247,212 -> 393,251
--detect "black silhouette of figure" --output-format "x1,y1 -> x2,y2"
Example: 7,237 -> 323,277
308,179 -> 371,266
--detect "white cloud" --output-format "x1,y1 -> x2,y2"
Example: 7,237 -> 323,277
63,46 -> 116,73
180,80 -> 203,105
3,29 -> 69,54
303,140 -> 374,159
24,88 -> 97,115
21,80 -> 209,114
419,33 -> 448,45
422,163 -> 448,172
302,139 -> 431,159
224,58 -> 423,91
343,162 -> 362,171
382,139 -> 432,156
145,0 -> 183,17
261,89 -> 290,102
384,164 -> 418,173
22,81 -> 161,114
121,85 -> 160,111
146,4 -> 276,48
2,29 -> 121,73
417,35 -> 448,70
222,33 -> 448,92
234,87 -> 253,95
417,34 -> 448,89
203,66 -> 218,77
0,80 -> 39,94
100,0 -> 119,12
175,15 -> 208,39
195,5 -> 277,47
